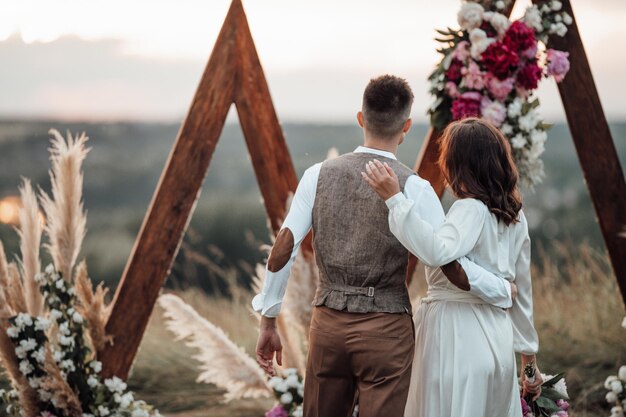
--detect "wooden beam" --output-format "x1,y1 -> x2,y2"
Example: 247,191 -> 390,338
98,0 -> 310,378
532,0 -> 626,305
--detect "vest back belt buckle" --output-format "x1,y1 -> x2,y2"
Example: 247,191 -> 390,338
367,287 -> 375,297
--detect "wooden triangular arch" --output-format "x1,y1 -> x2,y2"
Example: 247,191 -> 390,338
97,0 -> 312,378
408,0 -> 626,307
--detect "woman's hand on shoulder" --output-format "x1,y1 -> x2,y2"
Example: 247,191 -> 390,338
362,159 -> 401,200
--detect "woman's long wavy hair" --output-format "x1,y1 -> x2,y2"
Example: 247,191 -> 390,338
438,117 -> 523,225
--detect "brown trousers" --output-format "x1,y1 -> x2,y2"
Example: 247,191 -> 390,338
303,306 -> 415,417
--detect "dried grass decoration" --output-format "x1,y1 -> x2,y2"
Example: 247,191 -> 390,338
0,130 -> 159,417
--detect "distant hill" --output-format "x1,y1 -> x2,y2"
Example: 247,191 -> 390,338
0,120 -> 624,292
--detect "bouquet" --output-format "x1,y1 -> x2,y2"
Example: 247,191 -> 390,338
521,362 -> 570,417
429,0 -> 572,186
266,368 -> 304,417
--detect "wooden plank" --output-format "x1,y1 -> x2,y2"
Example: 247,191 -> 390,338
98,1 -> 241,379
532,0 -> 626,305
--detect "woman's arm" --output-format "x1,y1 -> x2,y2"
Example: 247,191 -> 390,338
363,159 -> 486,266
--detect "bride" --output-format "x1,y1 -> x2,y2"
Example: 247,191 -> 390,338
363,117 -> 542,417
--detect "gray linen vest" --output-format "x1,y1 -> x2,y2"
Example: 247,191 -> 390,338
312,152 -> 415,314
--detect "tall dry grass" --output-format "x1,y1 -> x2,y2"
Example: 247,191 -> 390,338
127,242 -> 624,417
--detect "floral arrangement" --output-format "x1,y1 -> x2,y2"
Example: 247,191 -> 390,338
602,317 -> 626,417
0,130 -> 158,417
265,368 -> 304,417
521,363 -> 570,417
428,0 -> 573,186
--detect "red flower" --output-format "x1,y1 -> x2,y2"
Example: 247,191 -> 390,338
504,21 -> 536,54
517,61 -> 543,90
451,92 -> 482,120
482,41 -> 519,80
446,59 -> 464,82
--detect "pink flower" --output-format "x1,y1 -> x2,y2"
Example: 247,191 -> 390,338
446,59 -> 464,82
445,81 -> 460,98
520,397 -> 532,416
546,49 -> 570,82
461,60 -> 485,90
557,399 -> 570,411
452,40 -> 471,62
555,412 -> 568,417
485,74 -> 515,101
522,43 -> 538,60
504,21 -> 536,53
482,41 -> 519,80
480,97 -> 507,127
451,92 -> 482,120
265,405 -> 288,417
517,61 -> 543,90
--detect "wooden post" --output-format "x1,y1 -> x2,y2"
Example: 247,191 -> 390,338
531,0 -> 626,305
98,0 -> 310,379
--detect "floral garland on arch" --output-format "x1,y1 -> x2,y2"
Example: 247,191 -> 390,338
428,0 -> 572,186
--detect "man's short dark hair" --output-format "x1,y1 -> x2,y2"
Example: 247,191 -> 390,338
362,75 -> 414,139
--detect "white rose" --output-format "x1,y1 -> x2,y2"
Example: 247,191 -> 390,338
619,366 -> 626,381
487,12 -> 510,36
511,134 -> 527,149
280,392 -> 294,405
607,376 -> 620,390
608,391 -> 619,403
612,380 -> 624,394
495,1 -> 505,10
551,0 -> 562,11
458,2 -> 484,31
469,28 -> 495,60
285,374 -> 300,388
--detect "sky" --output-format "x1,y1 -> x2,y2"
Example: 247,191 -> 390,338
0,0 -> 625,122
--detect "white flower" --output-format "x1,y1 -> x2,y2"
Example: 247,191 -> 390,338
562,12 -> 573,25
83,414 -> 95,417
484,12 -> 510,36
457,2 -> 484,31
552,377 -> 569,399
550,22 -> 568,37
98,406 -> 110,416
19,360 -> 34,375
34,318 -> 51,331
530,129 -> 547,146
495,1 -> 505,10
611,406 -> 625,417
507,98 -> 523,118
114,393 -> 122,403
105,376 -> 127,393
523,5 -> 544,32
45,264 -> 55,274
6,326 -> 20,338
120,393 -> 134,409
59,335 -> 75,346
268,376 -> 283,389
608,391 -> 619,403
34,272 -> 44,283
53,349 -> 63,363
60,359 -> 76,372
606,376 -> 619,390
32,347 -> 46,363
519,111 -> 539,132
541,4 -> 551,13
612,380 -> 624,394
68,286 -> 76,296
131,409 -> 149,417
297,384 -> 304,398
280,391 -> 294,405
15,345 -> 28,359
469,28 -> 495,60
551,1 -> 562,11
28,377 -> 41,389
55,279 -> 65,290
293,405 -> 303,417
72,311 -> 84,324
285,374 -> 300,388
274,381 -> 288,393
554,14 -> 562,22
511,134 -> 527,149
38,389 -> 52,401
58,322 -> 70,336
50,309 -> 63,321
20,338 -> 38,352
501,124 -> 514,136
15,313 -> 33,328
87,375 -> 99,388
90,360 -> 103,373
529,139 -> 545,159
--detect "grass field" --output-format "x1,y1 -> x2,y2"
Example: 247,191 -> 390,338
126,243 -> 626,417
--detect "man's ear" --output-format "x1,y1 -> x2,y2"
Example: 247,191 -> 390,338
357,111 -> 365,128
403,118 -> 412,133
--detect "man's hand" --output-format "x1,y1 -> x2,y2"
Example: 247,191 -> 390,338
510,282 -> 518,303
362,159 -> 401,201
440,261 -> 470,291
255,316 -> 282,375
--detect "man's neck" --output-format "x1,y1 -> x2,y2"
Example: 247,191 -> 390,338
362,139 -> 399,155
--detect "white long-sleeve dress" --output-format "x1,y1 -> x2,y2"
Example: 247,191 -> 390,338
384,195 -> 539,417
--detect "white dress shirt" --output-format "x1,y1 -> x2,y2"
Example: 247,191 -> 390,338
252,146 -> 513,318
386,194 -> 539,354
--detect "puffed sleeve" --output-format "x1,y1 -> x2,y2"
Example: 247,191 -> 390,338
509,211 -> 539,354
385,196 -> 487,267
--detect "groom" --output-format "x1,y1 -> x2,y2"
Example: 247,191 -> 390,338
253,75 -> 514,417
